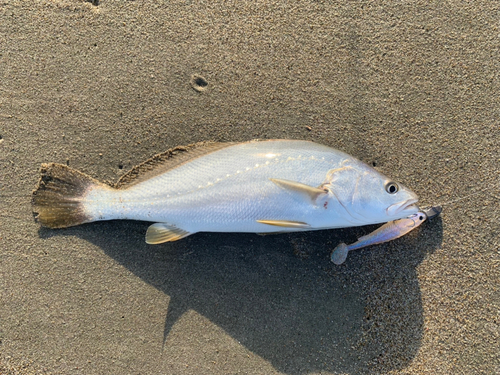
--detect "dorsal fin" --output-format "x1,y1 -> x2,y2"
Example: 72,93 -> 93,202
115,141 -> 236,189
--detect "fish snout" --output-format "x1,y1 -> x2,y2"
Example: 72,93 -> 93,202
386,198 -> 419,217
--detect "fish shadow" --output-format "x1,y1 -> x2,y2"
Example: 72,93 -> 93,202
39,217 -> 443,374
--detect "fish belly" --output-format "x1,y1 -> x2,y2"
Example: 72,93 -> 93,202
83,140 -> 354,232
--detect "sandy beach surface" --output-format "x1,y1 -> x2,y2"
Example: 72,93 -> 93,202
1,1 -> 499,374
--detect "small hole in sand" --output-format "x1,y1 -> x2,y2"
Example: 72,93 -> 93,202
190,74 -> 208,92
118,164 -> 124,170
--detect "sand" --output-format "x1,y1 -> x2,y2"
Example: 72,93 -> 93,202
1,0 -> 499,374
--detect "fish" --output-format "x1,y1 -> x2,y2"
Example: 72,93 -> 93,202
32,139 -> 420,244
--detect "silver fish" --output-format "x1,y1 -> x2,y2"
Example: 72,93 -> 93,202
32,140 -> 419,244
331,211 -> 428,265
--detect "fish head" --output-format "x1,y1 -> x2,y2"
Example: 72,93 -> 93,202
323,160 -> 419,225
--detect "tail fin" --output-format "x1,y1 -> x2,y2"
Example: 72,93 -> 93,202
32,163 -> 104,228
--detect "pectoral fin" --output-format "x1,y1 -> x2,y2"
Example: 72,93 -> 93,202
146,223 -> 191,244
270,178 -> 327,203
256,219 -> 311,228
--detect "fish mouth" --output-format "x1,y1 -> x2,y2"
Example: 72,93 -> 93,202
386,198 -> 419,217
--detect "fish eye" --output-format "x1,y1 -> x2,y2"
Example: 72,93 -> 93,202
385,182 -> 399,194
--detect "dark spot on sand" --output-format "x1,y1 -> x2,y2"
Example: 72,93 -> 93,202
190,74 -> 208,92
372,161 -> 377,167
118,164 -> 124,170
87,0 -> 99,6
291,238 -> 311,259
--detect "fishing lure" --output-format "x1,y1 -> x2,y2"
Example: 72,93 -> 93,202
331,206 -> 442,265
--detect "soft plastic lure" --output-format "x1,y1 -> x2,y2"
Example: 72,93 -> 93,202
330,206 -> 441,265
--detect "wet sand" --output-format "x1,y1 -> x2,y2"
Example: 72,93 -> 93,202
1,1 -> 499,374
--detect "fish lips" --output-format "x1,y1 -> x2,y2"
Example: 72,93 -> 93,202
386,198 -> 419,217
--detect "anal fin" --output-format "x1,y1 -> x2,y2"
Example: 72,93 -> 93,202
146,223 -> 191,244
256,219 -> 311,229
